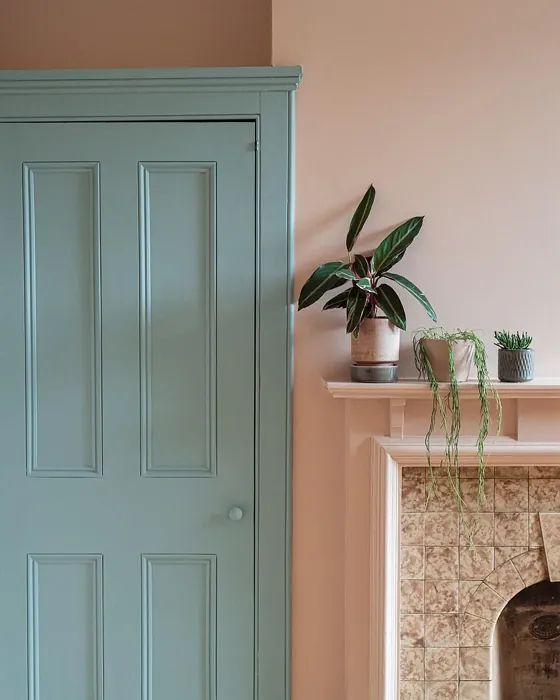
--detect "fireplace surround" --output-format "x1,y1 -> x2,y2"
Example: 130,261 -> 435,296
326,379 -> 560,700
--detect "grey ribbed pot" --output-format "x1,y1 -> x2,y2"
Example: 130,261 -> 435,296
498,348 -> 534,382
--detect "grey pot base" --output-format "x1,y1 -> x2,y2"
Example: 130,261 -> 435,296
351,363 -> 399,383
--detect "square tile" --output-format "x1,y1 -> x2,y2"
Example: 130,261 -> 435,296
529,479 -> 560,511
402,580 -> 425,613
459,581 -> 481,613
460,614 -> 494,647
402,513 -> 425,545
494,512 -> 528,546
425,614 -> 459,647
459,681 -> 490,699
425,581 -> 458,614
459,547 -> 493,579
425,547 -> 459,580
402,546 -> 425,579
460,514 -> 493,546
494,546 -> 527,566
459,647 -> 490,681
400,681 -> 425,699
425,681 -> 458,699
427,478 -> 458,512
403,473 -> 427,512
425,513 -> 459,546
494,478 -> 528,512
401,648 -> 425,680
460,479 -> 493,512
401,614 -> 425,647
425,648 -> 458,681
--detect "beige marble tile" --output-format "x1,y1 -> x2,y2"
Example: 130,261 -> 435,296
460,466 -> 493,479
425,681 -> 459,699
459,681 -> 490,699
426,547 -> 459,580
465,583 -> 504,621
401,614 -> 425,647
425,648 -> 458,681
460,614 -> 494,647
484,559 -> 525,601
539,513 -> 560,581
459,547 -> 493,580
403,473 -> 427,512
401,648 -> 425,680
427,478 -> 459,512
401,681 -> 425,700
402,513 -> 425,545
459,514 -> 493,546
529,465 -> 560,478
494,546 -> 527,566
425,614 -> 459,647
494,478 -> 528,512
511,547 -> 549,586
402,546 -> 425,579
494,512 -> 528,546
425,512 -> 459,546
459,647 -> 490,681
425,581 -> 458,614
459,581 -> 481,613
529,512 -> 544,546
494,466 -> 528,479
460,479 -> 493,512
402,580 -> 425,614
529,479 -> 560,511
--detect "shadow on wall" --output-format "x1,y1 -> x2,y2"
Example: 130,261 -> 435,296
493,581 -> 560,699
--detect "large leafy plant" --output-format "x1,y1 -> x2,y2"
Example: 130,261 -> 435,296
297,185 -> 437,331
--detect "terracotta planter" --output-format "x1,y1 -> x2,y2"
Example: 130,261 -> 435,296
351,317 -> 400,365
421,339 -> 474,382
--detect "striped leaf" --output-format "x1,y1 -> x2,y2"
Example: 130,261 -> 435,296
373,216 -> 424,275
323,289 -> 350,310
346,286 -> 368,334
383,273 -> 437,322
298,262 -> 346,310
345,185 -> 376,252
336,266 -> 358,281
375,284 -> 406,330
353,253 -> 370,278
356,277 -> 373,292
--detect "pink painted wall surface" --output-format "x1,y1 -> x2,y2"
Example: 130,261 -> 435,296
0,0 -> 271,68
272,1 -> 560,698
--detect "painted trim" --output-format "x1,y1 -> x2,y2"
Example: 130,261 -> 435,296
1,67 -> 299,700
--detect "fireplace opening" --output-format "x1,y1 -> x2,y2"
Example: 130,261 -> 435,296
492,580 -> 560,699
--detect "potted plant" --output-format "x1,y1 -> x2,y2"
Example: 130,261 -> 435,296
297,185 -> 437,382
413,328 -> 502,514
494,330 -> 534,382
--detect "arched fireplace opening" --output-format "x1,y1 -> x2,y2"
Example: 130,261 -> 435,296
492,580 -> 560,699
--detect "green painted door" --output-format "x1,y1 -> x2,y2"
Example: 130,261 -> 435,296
0,121 -> 256,699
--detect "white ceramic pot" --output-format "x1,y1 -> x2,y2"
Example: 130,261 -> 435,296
421,339 -> 474,382
351,317 -> 400,365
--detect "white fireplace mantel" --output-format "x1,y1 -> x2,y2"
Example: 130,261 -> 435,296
327,378 -> 560,700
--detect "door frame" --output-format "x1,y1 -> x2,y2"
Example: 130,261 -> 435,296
0,66 -> 301,700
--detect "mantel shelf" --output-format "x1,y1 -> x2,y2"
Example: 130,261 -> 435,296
325,378 -> 560,401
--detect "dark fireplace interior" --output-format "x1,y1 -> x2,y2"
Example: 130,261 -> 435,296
493,581 -> 560,699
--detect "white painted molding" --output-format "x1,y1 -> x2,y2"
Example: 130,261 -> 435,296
367,435 -> 560,700
326,378 -> 560,400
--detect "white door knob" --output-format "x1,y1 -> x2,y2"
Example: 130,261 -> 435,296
228,506 -> 244,521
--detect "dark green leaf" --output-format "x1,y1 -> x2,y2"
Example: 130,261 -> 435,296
356,277 -> 373,292
383,273 -> 437,322
373,216 -> 424,275
336,266 -> 358,281
346,185 -> 376,252
346,286 -> 368,334
298,262 -> 346,310
353,253 -> 370,278
375,284 -> 407,330
323,289 -> 350,310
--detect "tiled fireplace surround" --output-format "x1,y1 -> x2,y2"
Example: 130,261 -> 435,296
326,380 -> 560,700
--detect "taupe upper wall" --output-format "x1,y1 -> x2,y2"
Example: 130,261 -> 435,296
0,0 -> 272,68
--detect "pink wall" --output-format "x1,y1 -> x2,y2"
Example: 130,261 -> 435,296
273,1 -> 560,698
0,0 -> 271,68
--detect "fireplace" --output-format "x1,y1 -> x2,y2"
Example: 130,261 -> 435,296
325,379 -> 560,700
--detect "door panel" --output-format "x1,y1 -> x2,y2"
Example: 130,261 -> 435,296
0,122 -> 256,700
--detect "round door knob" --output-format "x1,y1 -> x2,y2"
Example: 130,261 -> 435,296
228,506 -> 244,521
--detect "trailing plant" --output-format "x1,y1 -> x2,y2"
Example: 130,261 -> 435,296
494,330 -> 533,350
297,185 -> 437,332
413,328 -> 502,517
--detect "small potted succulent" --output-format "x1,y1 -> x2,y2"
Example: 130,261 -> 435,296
297,185 -> 437,382
494,330 -> 534,382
